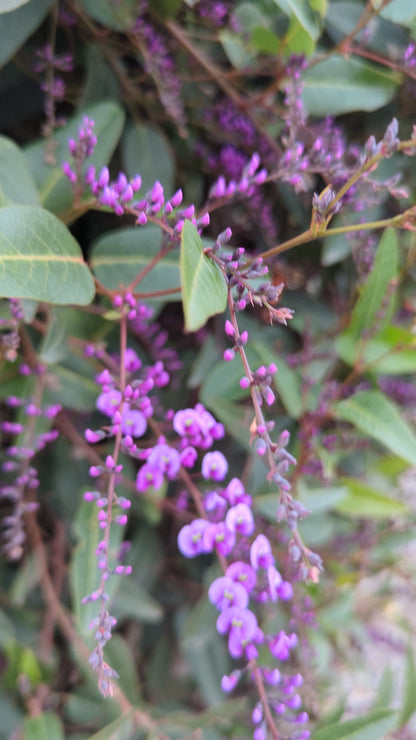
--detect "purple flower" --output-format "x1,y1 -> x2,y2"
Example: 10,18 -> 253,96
203,521 -> 236,556
269,630 -> 298,660
226,561 -> 257,592
225,502 -> 255,535
201,451 -> 228,481
177,518 -> 210,557
208,576 -> 249,610
136,464 -> 163,492
121,406 -> 147,438
96,389 -> 122,417
216,606 -> 259,658
250,534 -> 274,570
147,443 -> 180,479
224,477 -> 252,506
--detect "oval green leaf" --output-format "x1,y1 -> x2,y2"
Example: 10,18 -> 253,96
23,713 -> 65,740
302,56 -> 399,115
0,206 -> 95,305
90,225 -> 180,298
0,0 -> 53,67
180,220 -> 227,332
334,390 -> 416,465
335,478 -> 407,518
121,122 -> 174,195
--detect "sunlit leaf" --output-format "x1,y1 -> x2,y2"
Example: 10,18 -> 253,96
0,206 -> 95,305
180,221 -> 227,332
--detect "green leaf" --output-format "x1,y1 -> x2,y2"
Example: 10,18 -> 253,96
321,231 -> 351,266
283,14 -> 316,56
180,598 -> 230,707
180,221 -> 227,332
81,0 -> 137,30
251,27 -> 280,54
121,122 -> 174,195
0,0 -> 53,67
334,478 -> 407,518
334,390 -> 416,465
373,666 -> 394,710
85,712 -> 134,740
313,709 -> 397,740
23,713 -> 64,740
0,206 -> 95,304
272,0 -> 321,39
398,647 -> 416,727
302,56 -> 399,115
90,225 -> 180,299
348,229 -> 398,338
336,326 -> 416,373
380,0 -> 416,26
103,635 -> 141,705
0,136 -> 39,206
200,359 -> 249,404
202,397 -> 251,449
0,0 -> 30,11
24,102 -> 125,217
110,581 -> 163,624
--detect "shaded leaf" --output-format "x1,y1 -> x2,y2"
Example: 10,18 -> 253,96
0,206 -> 95,305
348,229 -> 398,339
82,0 -> 137,30
302,56 -> 399,115
23,713 -> 64,740
380,0 -> 416,26
398,647 -> 416,727
336,326 -> 416,373
0,136 -> 39,206
180,221 -> 227,332
85,712 -> 134,740
121,122 -> 174,195
90,225 -> 180,299
334,390 -> 416,465
0,0 -> 53,67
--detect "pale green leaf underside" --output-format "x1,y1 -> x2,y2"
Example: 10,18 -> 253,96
0,206 -> 95,305
180,220 -> 227,332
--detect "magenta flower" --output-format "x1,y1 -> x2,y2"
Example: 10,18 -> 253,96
250,534 -> 274,570
269,630 -> 298,661
225,502 -> 255,536
136,464 -> 163,493
216,606 -> 259,658
201,451 -> 228,481
208,576 -> 249,611
177,518 -> 210,557
224,477 -> 252,506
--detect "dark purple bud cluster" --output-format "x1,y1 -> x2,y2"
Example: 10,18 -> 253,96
34,44 -> 73,132
134,2 -> 186,135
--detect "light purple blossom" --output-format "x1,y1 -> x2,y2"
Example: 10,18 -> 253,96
147,443 -> 181,479
203,521 -> 236,556
216,606 -> 259,658
226,561 -> 257,592
269,630 -> 298,661
225,502 -> 255,535
177,518 -> 210,557
201,451 -> 228,481
208,576 -> 249,610
250,534 -> 274,570
121,406 -> 147,437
